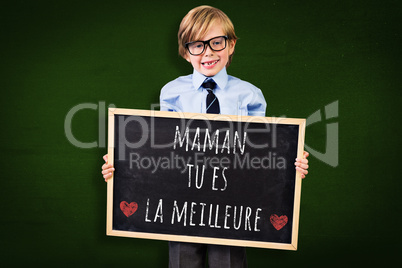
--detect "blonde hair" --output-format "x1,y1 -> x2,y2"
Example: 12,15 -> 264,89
178,5 -> 238,66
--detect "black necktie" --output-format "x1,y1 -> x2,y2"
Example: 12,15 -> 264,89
203,78 -> 220,114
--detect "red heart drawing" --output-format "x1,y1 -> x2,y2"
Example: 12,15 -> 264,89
120,201 -> 138,217
270,214 -> 288,230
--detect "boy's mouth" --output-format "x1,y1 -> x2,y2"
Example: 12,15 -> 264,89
202,59 -> 219,68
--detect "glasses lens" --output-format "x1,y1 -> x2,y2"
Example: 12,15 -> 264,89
186,36 -> 228,55
188,41 -> 204,55
210,36 -> 227,51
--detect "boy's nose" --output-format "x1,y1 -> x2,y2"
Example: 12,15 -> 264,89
204,44 -> 214,55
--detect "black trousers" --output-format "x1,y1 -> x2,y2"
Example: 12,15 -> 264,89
169,242 -> 247,268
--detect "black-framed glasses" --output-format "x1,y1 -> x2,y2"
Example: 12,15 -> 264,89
185,36 -> 228,56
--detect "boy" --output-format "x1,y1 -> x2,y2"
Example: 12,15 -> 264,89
102,5 -> 309,268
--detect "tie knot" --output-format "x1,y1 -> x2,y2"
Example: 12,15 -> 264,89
202,78 -> 217,90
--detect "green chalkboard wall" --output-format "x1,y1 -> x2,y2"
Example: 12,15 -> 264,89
1,0 -> 400,267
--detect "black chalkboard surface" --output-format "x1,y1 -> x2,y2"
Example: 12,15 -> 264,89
107,108 -> 305,250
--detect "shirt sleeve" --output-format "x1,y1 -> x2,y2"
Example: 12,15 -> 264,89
159,82 -> 179,112
247,86 -> 267,117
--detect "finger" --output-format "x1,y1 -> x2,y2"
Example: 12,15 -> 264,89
295,158 -> 308,164
296,166 -> 308,175
103,154 -> 108,163
102,163 -> 114,170
294,160 -> 308,168
103,172 -> 113,181
303,151 -> 310,159
295,162 -> 309,170
102,167 -> 115,175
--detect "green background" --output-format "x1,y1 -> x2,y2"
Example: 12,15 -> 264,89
1,0 -> 401,266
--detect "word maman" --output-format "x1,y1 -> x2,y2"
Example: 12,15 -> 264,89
173,126 -> 247,155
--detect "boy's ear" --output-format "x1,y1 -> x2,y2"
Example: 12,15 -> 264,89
229,39 -> 237,55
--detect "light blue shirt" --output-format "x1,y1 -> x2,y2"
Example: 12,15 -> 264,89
160,68 -> 267,116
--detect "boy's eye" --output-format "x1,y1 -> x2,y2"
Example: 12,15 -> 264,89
189,42 -> 203,49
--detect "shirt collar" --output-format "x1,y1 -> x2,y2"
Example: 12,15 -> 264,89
192,67 -> 228,91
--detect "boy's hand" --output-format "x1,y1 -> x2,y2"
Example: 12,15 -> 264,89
101,154 -> 115,182
295,151 -> 309,179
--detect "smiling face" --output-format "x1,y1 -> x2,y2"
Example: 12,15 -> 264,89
184,21 -> 236,77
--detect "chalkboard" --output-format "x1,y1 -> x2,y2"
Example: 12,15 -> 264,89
107,108 -> 305,250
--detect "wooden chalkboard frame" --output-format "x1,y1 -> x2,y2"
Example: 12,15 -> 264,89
107,108 -> 305,251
